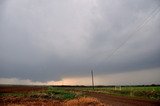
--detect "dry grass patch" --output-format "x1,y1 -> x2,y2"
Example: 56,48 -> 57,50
64,97 -> 105,106
1,97 -> 107,106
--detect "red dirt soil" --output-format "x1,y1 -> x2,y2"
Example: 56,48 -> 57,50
85,91 -> 160,106
0,85 -> 46,93
0,86 -> 105,106
1,86 -> 160,106
0,96 -> 62,106
0,96 -> 105,106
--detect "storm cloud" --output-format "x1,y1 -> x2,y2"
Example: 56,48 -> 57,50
0,0 -> 160,84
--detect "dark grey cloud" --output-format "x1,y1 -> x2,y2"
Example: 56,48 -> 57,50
0,0 -> 160,82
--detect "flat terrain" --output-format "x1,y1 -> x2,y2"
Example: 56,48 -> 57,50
0,85 -> 160,106
85,91 -> 160,106
0,85 -> 104,106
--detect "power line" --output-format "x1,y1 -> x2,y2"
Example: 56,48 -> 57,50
90,5 -> 160,86
93,4 -> 160,69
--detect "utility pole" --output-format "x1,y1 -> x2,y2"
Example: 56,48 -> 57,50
91,70 -> 94,90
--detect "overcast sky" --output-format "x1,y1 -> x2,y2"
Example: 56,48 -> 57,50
0,0 -> 160,85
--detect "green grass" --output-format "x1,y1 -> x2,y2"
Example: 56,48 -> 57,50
0,92 -> 28,97
1,86 -> 159,100
0,87 -> 78,100
46,87 -> 76,100
75,86 -> 160,100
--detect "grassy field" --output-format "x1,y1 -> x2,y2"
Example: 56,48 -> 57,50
69,85 -> 160,100
1,85 -> 159,100
0,85 -> 160,106
0,85 -> 104,106
46,86 -> 79,100
0,86 -> 79,100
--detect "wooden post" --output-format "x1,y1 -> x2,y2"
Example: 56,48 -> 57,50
91,70 -> 94,90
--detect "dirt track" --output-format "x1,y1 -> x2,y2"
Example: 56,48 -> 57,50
1,86 -> 160,106
85,92 -> 160,106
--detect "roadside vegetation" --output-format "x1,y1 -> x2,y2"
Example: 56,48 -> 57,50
76,86 -> 160,100
45,86 -> 78,100
0,86 -> 104,106
0,86 -> 80,100
1,85 -> 160,100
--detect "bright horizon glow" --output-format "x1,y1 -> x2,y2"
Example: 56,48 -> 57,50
1,68 -> 160,86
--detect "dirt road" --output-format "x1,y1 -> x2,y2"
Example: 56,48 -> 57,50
85,92 -> 160,106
